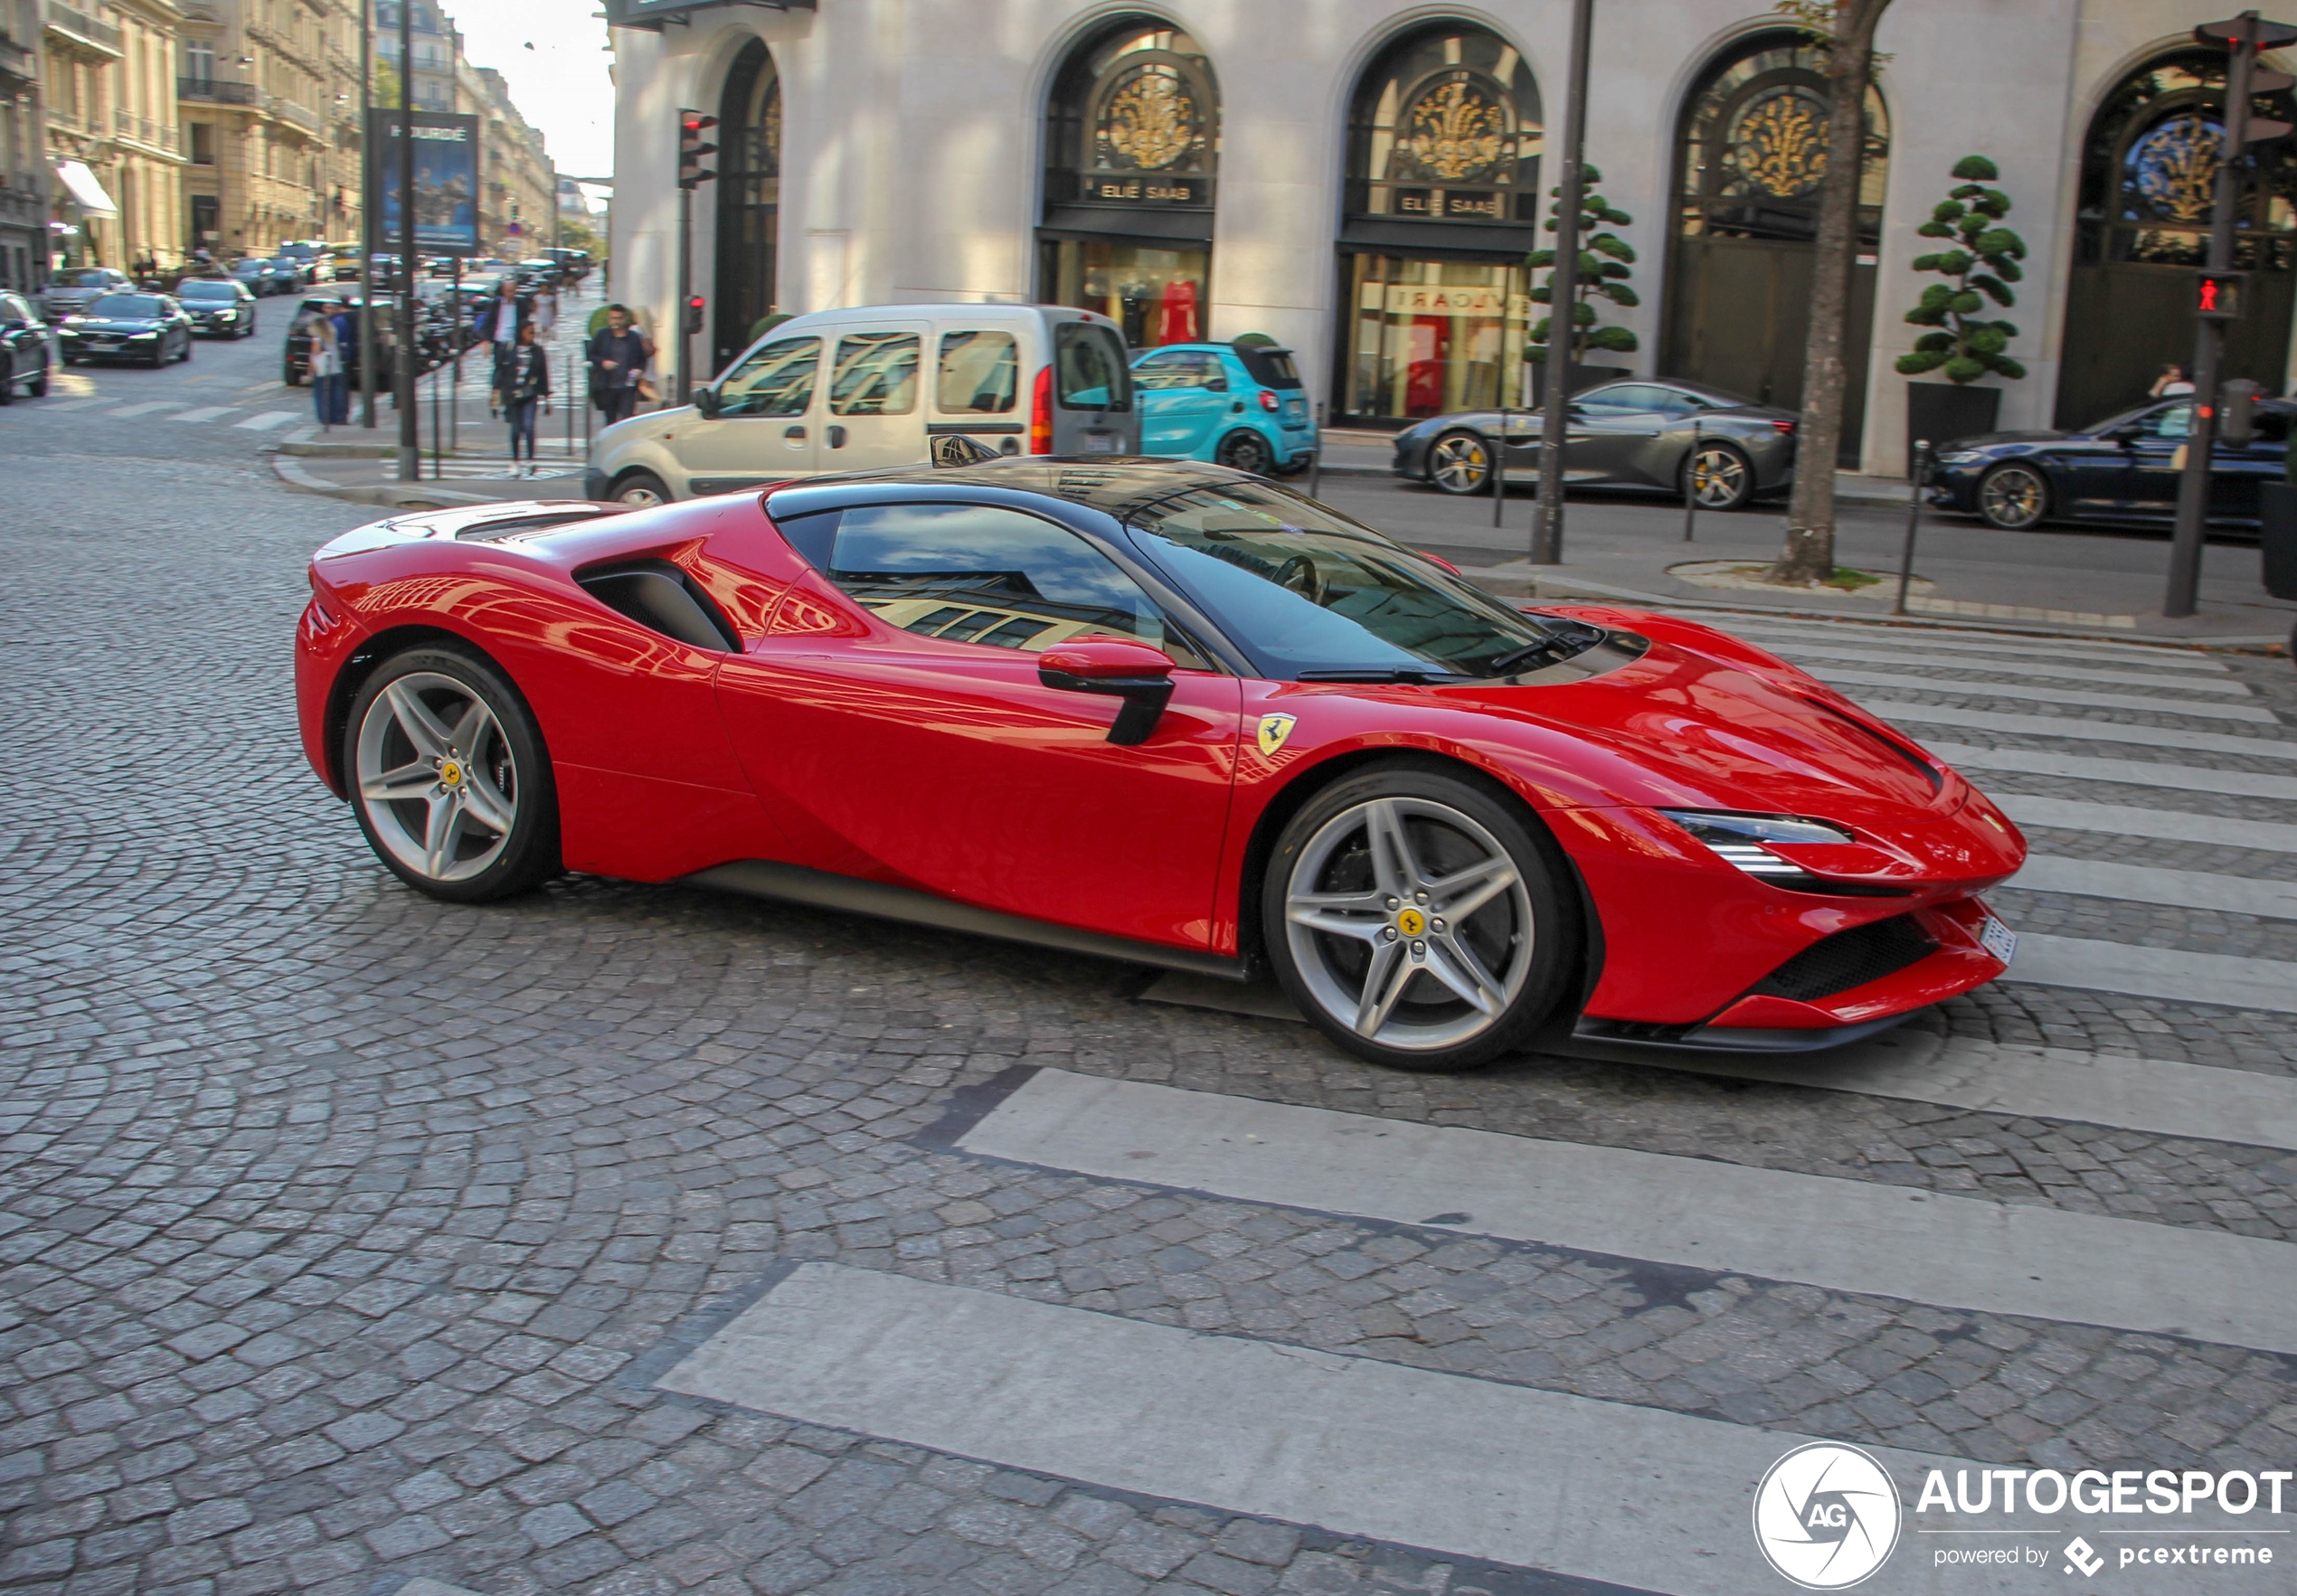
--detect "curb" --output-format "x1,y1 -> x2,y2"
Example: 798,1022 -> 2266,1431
268,451 -> 496,511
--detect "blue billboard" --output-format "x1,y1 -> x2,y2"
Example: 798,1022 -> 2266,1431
369,110 -> 480,255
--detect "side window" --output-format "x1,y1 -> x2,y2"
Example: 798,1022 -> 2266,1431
810,503 -> 1179,656
1056,322 -> 1133,412
936,331 -> 1017,413
1131,351 -> 1199,391
1576,384 -> 1666,416
829,331 -> 920,416
2141,403 -> 2194,440
717,335 -> 820,419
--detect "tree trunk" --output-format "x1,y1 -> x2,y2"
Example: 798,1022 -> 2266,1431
1769,0 -> 1892,586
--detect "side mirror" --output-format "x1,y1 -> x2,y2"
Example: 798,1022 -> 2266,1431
1037,637 -> 1177,745
694,386 -> 722,419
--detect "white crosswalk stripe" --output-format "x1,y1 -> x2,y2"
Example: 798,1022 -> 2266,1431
232,411 -> 301,431
2007,934 -> 2297,1014
1763,641 -> 2254,694
1928,741 -> 2297,800
104,401 -> 182,419
1812,666 -> 2278,722
167,406 -> 238,423
1998,793 -> 2297,852
1873,700 -> 2297,760
2011,855 -> 2297,918
1725,618 -> 2233,671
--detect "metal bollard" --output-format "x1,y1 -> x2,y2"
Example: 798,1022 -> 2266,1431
1896,440 -> 1932,617
1682,420 -> 1701,542
1493,405 -> 1508,526
1308,402 -> 1325,500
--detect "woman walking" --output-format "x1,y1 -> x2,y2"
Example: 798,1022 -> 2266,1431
308,312 -> 345,433
494,320 -> 551,475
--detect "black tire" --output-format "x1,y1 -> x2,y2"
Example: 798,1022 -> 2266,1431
610,469 -> 670,507
1216,430 -> 1272,476
27,356 -> 47,398
1978,462 -> 2048,531
1680,439 -> 1754,511
1260,760 -> 1580,1072
343,644 -> 562,904
285,364 -> 301,386
1426,430 -> 1491,495
0,353 -> 14,406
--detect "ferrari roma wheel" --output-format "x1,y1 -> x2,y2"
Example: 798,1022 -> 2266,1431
1264,765 -> 1576,1070
1682,440 -> 1753,511
345,647 -> 560,903
1427,430 -> 1491,495
1217,430 -> 1272,476
1978,463 -> 2048,530
612,470 -> 670,507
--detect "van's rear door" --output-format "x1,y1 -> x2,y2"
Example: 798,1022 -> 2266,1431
1051,318 -> 1138,456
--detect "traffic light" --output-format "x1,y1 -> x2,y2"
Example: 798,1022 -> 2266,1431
678,110 -> 718,190
685,295 -> 705,335
2197,269 -> 2246,320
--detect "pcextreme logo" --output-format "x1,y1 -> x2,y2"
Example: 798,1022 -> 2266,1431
1753,1443 -> 1904,1590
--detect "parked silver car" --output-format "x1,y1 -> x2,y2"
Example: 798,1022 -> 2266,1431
41,267 -> 132,322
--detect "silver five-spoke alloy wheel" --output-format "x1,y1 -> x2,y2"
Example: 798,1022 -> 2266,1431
1428,431 -> 1491,494
1978,463 -> 2047,530
355,672 -> 520,883
1283,796 -> 1536,1053
1685,442 -> 1750,510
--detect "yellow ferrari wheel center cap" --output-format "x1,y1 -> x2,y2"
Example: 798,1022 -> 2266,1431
439,760 -> 464,788
1395,908 -> 1426,937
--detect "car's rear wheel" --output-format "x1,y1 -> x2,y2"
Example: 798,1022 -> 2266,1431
0,353 -> 14,405
1262,764 -> 1577,1071
345,646 -> 560,903
611,469 -> 670,507
1427,430 -> 1491,495
27,356 -> 46,398
1681,439 -> 1753,511
1978,462 -> 2048,530
1216,430 -> 1272,476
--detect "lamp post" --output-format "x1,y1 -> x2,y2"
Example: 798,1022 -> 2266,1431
1531,0 -> 1593,566
394,0 -> 418,483
357,0 -> 374,428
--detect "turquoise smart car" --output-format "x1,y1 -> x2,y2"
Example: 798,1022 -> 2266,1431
1130,340 -> 1317,475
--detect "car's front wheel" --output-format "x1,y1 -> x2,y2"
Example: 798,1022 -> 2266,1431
611,469 -> 670,507
26,355 -> 46,398
1262,763 -> 1578,1071
1682,439 -> 1754,511
1217,430 -> 1272,476
1978,462 -> 2048,530
0,353 -> 14,406
1427,430 -> 1492,495
345,646 -> 561,903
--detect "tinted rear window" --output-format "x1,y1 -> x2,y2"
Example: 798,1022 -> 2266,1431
1234,346 -> 1301,389
54,270 -> 112,288
1054,323 -> 1132,412
180,282 -> 237,299
87,295 -> 164,318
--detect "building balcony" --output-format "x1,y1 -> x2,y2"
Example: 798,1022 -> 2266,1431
43,1 -> 124,57
0,30 -> 38,89
179,77 -> 260,106
113,109 -> 181,155
269,95 -> 320,132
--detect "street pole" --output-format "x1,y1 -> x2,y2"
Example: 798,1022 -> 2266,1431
357,0 -> 373,428
1531,0 -> 1593,565
1682,420 -> 1700,542
674,182 -> 691,406
394,0 -> 418,485
1895,440 -> 1930,616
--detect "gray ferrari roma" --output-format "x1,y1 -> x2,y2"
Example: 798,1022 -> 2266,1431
1391,379 -> 1800,511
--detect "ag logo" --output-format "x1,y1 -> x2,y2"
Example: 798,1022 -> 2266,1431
1752,1443 -> 1900,1590
1256,713 -> 1297,757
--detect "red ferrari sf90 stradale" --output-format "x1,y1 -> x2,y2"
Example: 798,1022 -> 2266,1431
294,458 -> 2025,1072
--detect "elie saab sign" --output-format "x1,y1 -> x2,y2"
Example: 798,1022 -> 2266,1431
1051,42 -> 1219,214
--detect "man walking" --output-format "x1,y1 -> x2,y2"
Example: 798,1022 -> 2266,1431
588,305 -> 652,427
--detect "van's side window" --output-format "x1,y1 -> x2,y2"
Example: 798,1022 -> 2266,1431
830,332 -> 920,416
716,336 -> 820,418
1054,322 -> 1132,412
937,331 -> 1017,413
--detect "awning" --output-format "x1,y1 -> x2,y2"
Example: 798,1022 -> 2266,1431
53,160 -> 118,219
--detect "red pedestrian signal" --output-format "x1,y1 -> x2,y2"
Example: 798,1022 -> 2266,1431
678,110 -> 719,190
2196,269 -> 2245,321
685,296 -> 705,335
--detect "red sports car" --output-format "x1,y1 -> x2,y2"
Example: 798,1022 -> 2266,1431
294,458 -> 2025,1072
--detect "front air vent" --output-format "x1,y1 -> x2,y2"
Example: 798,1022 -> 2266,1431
575,558 -> 740,652
1749,914 -> 1936,1003
1799,695 -> 1943,791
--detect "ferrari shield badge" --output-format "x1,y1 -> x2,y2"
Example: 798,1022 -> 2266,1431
1256,713 -> 1297,757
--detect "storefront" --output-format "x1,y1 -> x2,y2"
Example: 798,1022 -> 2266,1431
1334,22 -> 1541,427
1036,15 -> 1217,351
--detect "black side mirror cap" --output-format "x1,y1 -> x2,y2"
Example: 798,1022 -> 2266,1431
694,387 -> 721,419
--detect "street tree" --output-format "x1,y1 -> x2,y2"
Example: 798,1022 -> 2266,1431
1527,165 -> 1640,368
1895,156 -> 2028,383
1769,0 -> 1895,587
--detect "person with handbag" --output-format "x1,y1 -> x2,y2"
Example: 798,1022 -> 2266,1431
307,314 -> 346,432
587,304 -> 653,426
493,321 -> 551,475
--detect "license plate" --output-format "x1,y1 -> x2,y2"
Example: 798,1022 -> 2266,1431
1080,433 -> 1114,453
1979,916 -> 2018,965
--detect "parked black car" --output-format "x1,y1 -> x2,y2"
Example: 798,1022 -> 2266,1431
1926,397 -> 2297,536
1391,378 -> 1800,512
0,290 -> 53,403
57,293 -> 194,367
177,279 -> 260,338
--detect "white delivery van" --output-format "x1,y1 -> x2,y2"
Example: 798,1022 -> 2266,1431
583,303 -> 1138,505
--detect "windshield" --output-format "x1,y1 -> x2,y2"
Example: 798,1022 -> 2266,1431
52,270 -> 111,288
85,295 -> 163,319
1119,481 -> 1590,680
179,282 -> 236,299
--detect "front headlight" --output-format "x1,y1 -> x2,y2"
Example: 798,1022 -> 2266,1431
129,332 -> 157,340
1657,810 -> 1855,883
1933,450 -> 1981,466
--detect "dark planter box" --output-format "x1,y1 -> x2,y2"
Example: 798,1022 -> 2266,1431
1906,382 -> 2001,471
2261,481 -> 2297,600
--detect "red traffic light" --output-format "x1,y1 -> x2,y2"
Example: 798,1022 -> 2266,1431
685,296 -> 705,335
677,109 -> 719,189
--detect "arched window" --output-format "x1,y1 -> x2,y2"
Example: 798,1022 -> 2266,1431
1337,23 -> 1541,423
1038,16 -> 1218,349
1661,31 -> 1886,458
713,38 -> 781,373
2055,50 -> 2297,424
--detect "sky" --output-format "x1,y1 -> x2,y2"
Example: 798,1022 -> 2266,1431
449,0 -> 618,180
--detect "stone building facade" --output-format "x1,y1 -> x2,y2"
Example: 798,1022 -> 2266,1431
178,0 -> 362,259
472,61 -> 553,258
43,0 -> 186,270
0,0 -> 45,289
606,0 -> 2297,477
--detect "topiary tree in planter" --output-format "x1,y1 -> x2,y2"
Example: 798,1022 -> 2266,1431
1526,164 -> 1639,373
1895,155 -> 2027,384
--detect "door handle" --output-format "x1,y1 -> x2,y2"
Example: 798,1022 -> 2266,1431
784,425 -> 806,439
827,425 -> 846,449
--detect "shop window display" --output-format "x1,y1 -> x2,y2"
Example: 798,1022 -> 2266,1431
1343,255 -> 1529,421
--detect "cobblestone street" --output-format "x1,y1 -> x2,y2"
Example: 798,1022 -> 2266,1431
5,385 -> 2297,1596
